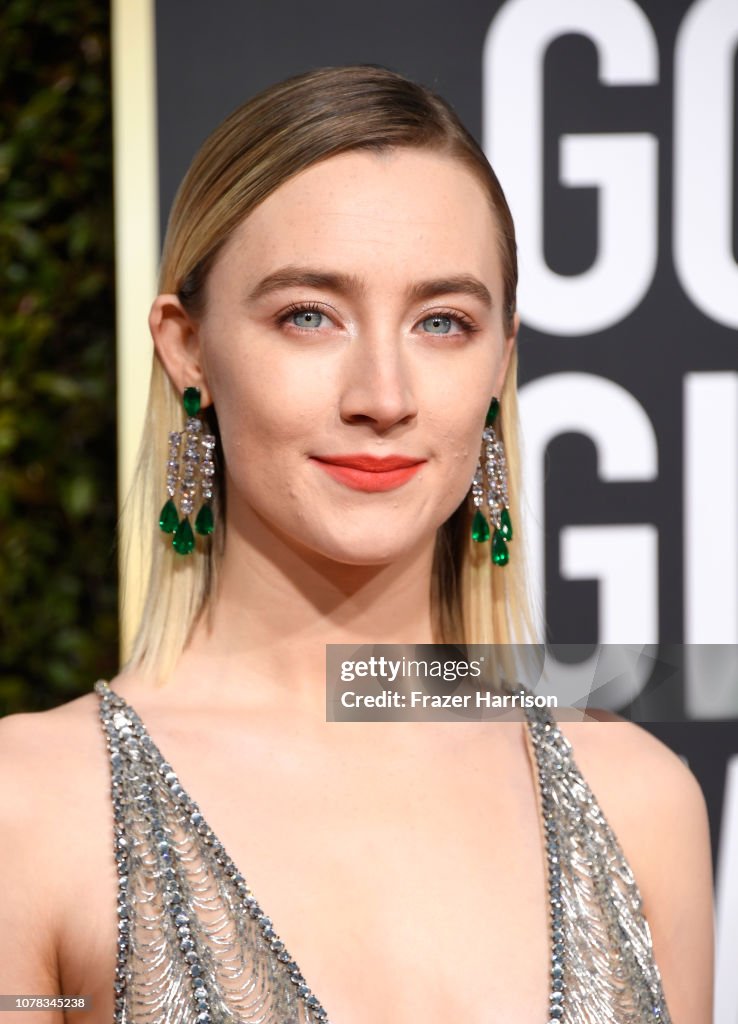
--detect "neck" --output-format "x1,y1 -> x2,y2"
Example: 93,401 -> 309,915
163,501 -> 439,715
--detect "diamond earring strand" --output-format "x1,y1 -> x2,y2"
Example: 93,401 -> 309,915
470,396 -> 513,566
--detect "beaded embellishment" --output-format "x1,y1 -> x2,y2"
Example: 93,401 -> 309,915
94,679 -> 672,1024
521,690 -> 673,1024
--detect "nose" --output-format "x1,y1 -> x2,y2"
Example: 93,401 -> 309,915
338,325 -> 419,431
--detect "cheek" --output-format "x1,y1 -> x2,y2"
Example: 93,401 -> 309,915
431,411 -> 483,480
208,346 -> 329,463
422,371 -> 493,463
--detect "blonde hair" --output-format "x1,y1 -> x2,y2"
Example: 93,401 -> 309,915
121,65 -> 541,683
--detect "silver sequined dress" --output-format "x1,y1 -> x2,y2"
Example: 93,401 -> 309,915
94,678 -> 673,1024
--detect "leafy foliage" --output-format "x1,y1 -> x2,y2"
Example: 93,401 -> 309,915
0,1 -> 118,713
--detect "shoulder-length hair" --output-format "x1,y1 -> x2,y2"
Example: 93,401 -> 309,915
120,64 -> 541,684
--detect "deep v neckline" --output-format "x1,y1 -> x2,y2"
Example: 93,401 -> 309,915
95,679 -> 560,1024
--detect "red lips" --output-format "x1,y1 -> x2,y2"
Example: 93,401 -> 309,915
311,453 -> 426,492
313,454 -> 425,471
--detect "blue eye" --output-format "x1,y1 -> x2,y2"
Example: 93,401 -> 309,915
422,315 -> 453,334
292,309 -> 324,329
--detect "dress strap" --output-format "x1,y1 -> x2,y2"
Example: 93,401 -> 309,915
518,682 -> 673,1024
94,679 -> 328,1024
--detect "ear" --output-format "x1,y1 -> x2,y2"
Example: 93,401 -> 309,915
494,312 -> 519,396
149,294 -> 214,407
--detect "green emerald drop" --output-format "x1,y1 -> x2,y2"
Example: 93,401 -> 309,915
195,503 -> 214,536
172,515 -> 195,555
471,508 -> 490,543
159,498 -> 179,534
491,529 -> 509,566
500,506 -> 513,541
485,397 -> 499,426
183,386 -> 201,416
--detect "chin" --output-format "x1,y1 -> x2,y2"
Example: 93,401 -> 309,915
333,550 -> 399,566
318,543 -> 403,566
293,529 -> 419,567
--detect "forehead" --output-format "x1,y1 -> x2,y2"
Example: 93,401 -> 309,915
216,148 -> 503,287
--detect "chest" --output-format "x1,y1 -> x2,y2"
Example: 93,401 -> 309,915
56,719 -> 552,1024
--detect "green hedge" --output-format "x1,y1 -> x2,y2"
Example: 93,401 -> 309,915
0,2 -> 119,714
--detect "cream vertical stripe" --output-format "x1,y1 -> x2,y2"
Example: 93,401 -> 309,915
112,0 -> 159,659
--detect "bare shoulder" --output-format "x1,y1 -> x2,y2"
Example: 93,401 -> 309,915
0,685 -> 111,850
0,686 -> 110,1009
0,685 -> 105,780
549,708 -> 710,876
0,667 -> 164,814
551,709 -> 708,827
0,667 -> 147,755
0,681 -> 126,852
552,710 -> 714,1023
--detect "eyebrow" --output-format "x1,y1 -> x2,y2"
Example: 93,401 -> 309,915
245,266 -> 494,309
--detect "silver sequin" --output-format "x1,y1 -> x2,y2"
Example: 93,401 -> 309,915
94,679 -> 672,1024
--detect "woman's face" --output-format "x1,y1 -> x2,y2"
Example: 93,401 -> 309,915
195,147 -> 516,565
